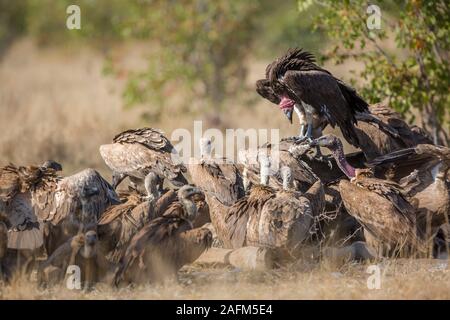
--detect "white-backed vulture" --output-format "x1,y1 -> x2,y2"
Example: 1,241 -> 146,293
187,138 -> 244,206
207,156 -> 276,249
113,185 -> 212,285
250,167 -> 325,256
0,161 -> 119,259
256,48 -> 369,147
99,127 -> 187,192
311,134 -> 439,257
97,174 -> 178,263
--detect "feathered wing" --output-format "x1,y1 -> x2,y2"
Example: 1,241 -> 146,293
339,180 -> 427,254
171,227 -> 212,269
113,127 -> 174,152
114,207 -> 191,285
355,103 -> 432,161
282,70 -> 362,147
44,169 -> 119,225
0,165 -> 20,203
188,160 -> 244,206
100,143 -> 187,187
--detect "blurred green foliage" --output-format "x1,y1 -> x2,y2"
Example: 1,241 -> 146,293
299,0 -> 449,145
0,0 -> 324,121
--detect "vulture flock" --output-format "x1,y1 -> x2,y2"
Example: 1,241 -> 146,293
0,48 -> 448,289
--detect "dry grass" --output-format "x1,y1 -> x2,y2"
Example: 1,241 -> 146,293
1,259 -> 448,300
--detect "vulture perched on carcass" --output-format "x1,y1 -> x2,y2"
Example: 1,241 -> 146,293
311,134 -> 444,258
187,138 -> 245,206
113,185 -> 212,286
99,127 -> 187,192
256,48 -> 369,148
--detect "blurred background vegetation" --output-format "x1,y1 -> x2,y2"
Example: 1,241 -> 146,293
0,0 -> 448,174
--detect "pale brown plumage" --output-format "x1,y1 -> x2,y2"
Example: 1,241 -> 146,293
312,135 -> 430,257
369,144 -> 450,236
97,188 -> 177,263
114,186 -> 212,285
208,184 -> 275,249
240,140 -> 319,192
188,159 -> 244,207
188,138 -> 244,206
99,127 -> 187,189
253,180 -> 325,254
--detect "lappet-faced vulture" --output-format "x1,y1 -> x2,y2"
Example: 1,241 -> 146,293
207,155 -> 276,249
99,127 -> 187,193
256,48 -> 368,147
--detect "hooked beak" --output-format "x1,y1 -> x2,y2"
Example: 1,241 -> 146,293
309,139 -> 318,147
283,108 -> 293,124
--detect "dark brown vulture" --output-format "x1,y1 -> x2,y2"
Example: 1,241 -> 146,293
368,144 -> 450,234
99,127 -> 187,193
96,172 -> 177,263
256,48 -> 368,147
188,138 -> 245,206
113,185 -> 212,285
354,102 -> 433,161
311,134 -> 441,257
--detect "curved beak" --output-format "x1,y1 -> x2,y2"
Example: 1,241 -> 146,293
283,108 -> 293,124
309,139 -> 318,147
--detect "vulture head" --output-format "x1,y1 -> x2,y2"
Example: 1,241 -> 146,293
79,185 -> 100,230
256,48 -> 318,124
311,134 -> 356,179
258,154 -> 271,185
199,137 -> 212,159
144,172 -> 161,200
80,230 -> 98,259
177,185 -> 203,222
280,166 -> 292,190
41,160 -> 63,172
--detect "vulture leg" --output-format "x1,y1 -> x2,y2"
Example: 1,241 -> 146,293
112,172 -> 126,190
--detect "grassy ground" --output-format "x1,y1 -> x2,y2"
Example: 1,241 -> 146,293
1,259 -> 448,299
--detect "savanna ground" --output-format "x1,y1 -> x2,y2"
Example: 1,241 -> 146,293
0,40 -> 448,300
1,259 -> 449,299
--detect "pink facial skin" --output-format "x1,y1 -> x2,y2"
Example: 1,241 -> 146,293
279,96 -> 295,110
